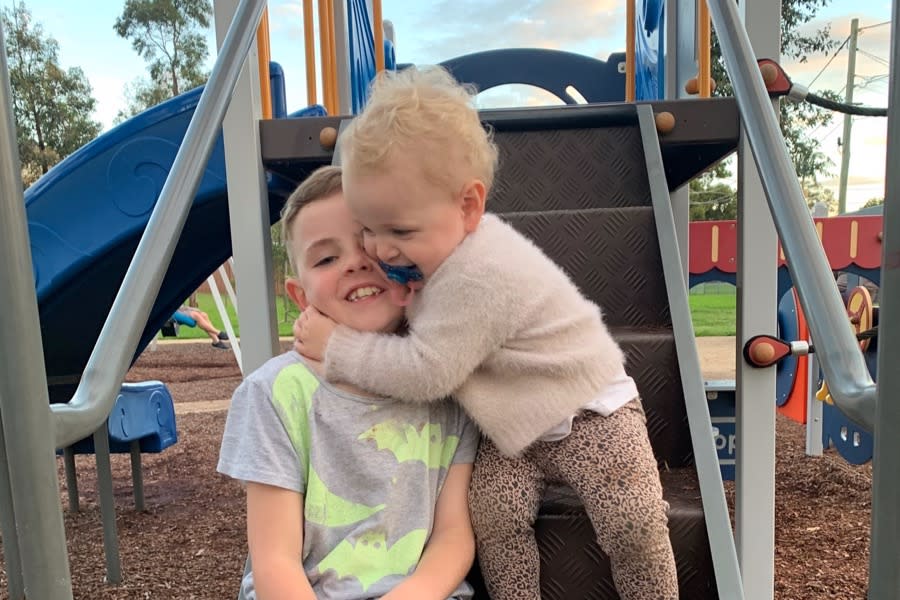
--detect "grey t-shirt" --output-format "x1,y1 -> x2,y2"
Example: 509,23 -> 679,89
218,351 -> 478,600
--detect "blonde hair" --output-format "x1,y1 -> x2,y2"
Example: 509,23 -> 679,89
281,165 -> 343,273
340,66 -> 499,194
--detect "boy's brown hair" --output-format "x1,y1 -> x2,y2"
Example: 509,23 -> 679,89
281,165 -> 343,274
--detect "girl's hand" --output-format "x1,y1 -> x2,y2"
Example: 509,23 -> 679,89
293,307 -> 337,361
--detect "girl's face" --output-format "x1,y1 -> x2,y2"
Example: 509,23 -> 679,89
343,164 -> 485,282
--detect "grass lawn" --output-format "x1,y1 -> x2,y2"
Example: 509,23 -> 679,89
160,292 -> 298,340
689,291 -> 736,337
164,289 -> 737,340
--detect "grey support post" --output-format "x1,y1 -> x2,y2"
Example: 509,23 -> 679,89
665,0 -> 700,280
733,1 -> 780,597
868,4 -> 900,597
0,418 -> 25,599
92,423 -> 121,583
0,24 -> 73,600
214,0 -> 281,376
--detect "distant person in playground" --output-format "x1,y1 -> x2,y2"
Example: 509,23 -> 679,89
217,166 -> 478,600
293,67 -> 678,600
174,305 -> 229,349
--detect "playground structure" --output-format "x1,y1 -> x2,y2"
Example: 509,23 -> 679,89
0,1 -> 897,600
690,212 -> 884,464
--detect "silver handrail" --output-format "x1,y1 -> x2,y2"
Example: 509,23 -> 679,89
51,0 -> 268,448
706,0 -> 876,431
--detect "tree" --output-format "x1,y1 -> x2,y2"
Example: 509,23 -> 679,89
802,180 -> 837,214
689,160 -> 837,221
113,78 -> 172,124
2,1 -> 101,186
689,172 -> 737,221
710,0 -> 840,183
114,0 -> 211,118
861,197 -> 884,209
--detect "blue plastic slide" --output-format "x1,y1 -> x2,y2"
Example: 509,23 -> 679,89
25,84 -> 319,403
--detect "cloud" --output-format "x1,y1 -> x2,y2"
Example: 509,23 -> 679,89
269,1 -> 305,40
401,0 -> 624,64
476,84 -> 565,109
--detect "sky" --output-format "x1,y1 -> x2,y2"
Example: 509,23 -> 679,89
3,0 -> 893,211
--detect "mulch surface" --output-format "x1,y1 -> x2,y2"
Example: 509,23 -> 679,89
0,342 -> 873,598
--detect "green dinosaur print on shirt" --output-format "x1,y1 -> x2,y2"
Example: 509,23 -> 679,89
305,469 -> 385,527
271,363 -> 319,469
317,529 -> 428,592
358,421 -> 459,469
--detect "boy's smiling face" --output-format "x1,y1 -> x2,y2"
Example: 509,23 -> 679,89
285,192 -> 403,334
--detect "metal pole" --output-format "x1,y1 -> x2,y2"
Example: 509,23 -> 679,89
214,0 -> 281,376
51,0 -> 269,449
868,5 -> 900,597
92,424 -> 121,583
838,18 -> 859,214
706,0 -> 877,431
129,441 -> 145,512
733,0 -> 780,588
63,448 -> 80,512
0,414 -> 25,599
0,25 -> 73,600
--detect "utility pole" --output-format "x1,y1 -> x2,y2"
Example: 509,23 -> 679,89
838,18 -> 859,214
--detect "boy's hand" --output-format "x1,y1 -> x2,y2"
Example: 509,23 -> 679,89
293,307 -> 337,361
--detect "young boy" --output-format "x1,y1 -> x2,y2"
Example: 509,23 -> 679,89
294,68 -> 679,600
217,166 -> 478,600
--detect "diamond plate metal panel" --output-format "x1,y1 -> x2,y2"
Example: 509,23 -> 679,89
466,468 -> 718,600
491,127 -> 651,212
501,209 -> 671,329
615,330 -> 694,468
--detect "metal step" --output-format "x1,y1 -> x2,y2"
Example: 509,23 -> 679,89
465,467 -> 716,600
501,208 -> 670,330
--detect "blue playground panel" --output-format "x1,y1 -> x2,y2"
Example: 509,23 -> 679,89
822,336 -> 877,465
441,49 -> 626,105
66,381 -> 177,454
26,63 -> 317,404
705,380 -> 736,480
636,0 -> 666,100
775,291 -> 801,406
347,0 -> 397,114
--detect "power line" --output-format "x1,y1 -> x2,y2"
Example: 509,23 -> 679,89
857,48 -> 890,67
808,35 -> 851,88
859,20 -> 891,32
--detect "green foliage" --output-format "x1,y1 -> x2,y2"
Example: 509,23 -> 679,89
710,0 -> 839,183
270,222 -> 297,324
861,197 -> 884,209
114,0 -> 211,119
2,1 -> 101,186
114,78 -> 173,123
689,174 -> 737,221
802,180 -> 837,214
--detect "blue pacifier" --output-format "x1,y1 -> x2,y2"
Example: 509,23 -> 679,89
379,261 -> 424,285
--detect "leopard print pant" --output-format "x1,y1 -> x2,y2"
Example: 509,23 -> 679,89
468,399 -> 678,599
